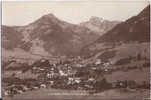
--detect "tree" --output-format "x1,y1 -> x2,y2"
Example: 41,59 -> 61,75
137,53 -> 141,60
94,77 -> 111,92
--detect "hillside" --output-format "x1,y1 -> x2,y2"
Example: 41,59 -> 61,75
81,5 -> 150,59
97,5 -> 150,43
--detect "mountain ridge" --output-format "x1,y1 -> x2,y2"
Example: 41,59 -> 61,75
80,16 -> 120,36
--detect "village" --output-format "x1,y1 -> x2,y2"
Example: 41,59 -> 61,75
2,55 -> 150,97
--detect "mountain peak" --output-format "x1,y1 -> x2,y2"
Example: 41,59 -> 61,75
41,13 -> 59,21
43,13 -> 56,18
30,13 -> 60,26
89,16 -> 104,23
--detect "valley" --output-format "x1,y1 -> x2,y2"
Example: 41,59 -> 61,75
2,4 -> 150,100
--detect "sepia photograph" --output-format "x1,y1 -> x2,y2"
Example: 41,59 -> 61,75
1,1 -> 150,100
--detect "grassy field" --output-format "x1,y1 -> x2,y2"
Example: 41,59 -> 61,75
3,70 -> 38,79
3,88 -> 149,100
105,68 -> 150,83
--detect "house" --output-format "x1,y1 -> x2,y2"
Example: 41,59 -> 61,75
67,77 -> 74,85
59,70 -> 68,76
74,78 -> 81,84
48,81 -> 54,85
103,62 -> 110,67
46,72 -> 58,78
40,84 -> 46,88
95,59 -> 102,65
88,78 -> 95,82
33,86 -> 39,90
75,64 -> 83,68
22,86 -> 30,91
17,90 -> 23,94
4,90 -> 11,96
39,68 -> 45,71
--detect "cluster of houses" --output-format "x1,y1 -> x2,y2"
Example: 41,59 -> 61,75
3,57 -> 150,97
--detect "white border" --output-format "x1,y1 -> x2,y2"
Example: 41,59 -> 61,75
0,0 -> 150,99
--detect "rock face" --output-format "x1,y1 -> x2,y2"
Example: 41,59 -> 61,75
2,14 -> 100,56
80,16 -> 120,36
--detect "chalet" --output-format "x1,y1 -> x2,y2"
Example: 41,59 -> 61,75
95,59 -> 102,65
46,72 -> 59,79
74,78 -> 81,84
22,85 -> 30,91
88,78 -> 95,82
103,62 -> 110,67
48,81 -> 54,85
59,70 -> 68,76
67,77 -> 74,85
75,64 -> 83,68
40,84 -> 46,88
33,86 -> 39,90
17,90 -> 23,94
4,90 -> 11,96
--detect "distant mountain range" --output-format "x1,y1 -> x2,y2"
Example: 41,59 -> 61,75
2,14 -> 120,57
2,5 -> 150,58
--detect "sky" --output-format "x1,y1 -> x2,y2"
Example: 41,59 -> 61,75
2,1 -> 149,26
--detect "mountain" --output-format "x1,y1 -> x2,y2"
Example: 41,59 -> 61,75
2,26 -> 24,50
2,5 -> 149,58
97,5 -> 150,43
2,14 -> 99,57
80,17 -> 120,36
81,5 -> 150,59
